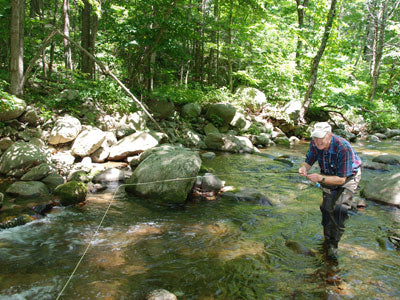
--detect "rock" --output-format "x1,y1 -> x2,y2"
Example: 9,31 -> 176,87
60,89 -> 79,101
54,181 -> 88,206
252,134 -> 272,147
201,152 -> 216,160
0,214 -> 36,230
0,141 -> 50,177
51,150 -> 76,169
0,97 -> 27,121
234,87 -> 267,112
204,123 -> 220,135
285,239 -> 316,257
201,173 -> 224,192
90,146 -> 110,163
205,103 -> 236,126
19,107 -> 40,124
289,136 -> 300,146
367,135 -> 381,143
182,103 -> 201,119
68,170 -> 90,183
125,147 -> 201,204
42,172 -> 65,191
222,188 -> 272,206
230,111 -> 252,131
372,154 -> 400,165
274,136 -> 290,147
0,137 -> 13,151
71,127 -> 106,157
386,129 -> 400,139
48,115 -> 82,145
283,99 -> 302,121
108,131 -> 163,161
374,132 -> 387,140
6,181 -> 50,198
146,289 -> 177,300
147,98 -> 175,120
361,172 -> 400,207
20,163 -> 53,181
333,129 -> 356,142
128,111 -> 148,131
362,162 -> 388,171
92,168 -> 125,183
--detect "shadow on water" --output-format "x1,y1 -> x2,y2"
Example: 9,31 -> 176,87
0,141 -> 399,299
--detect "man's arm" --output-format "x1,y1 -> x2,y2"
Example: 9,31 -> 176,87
299,162 -> 312,176
306,173 -> 346,186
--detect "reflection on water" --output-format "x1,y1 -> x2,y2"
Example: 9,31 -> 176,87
0,141 -> 399,299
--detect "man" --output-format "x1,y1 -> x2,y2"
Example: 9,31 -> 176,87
298,122 -> 362,260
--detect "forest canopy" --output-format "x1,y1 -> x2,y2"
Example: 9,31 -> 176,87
0,0 -> 399,130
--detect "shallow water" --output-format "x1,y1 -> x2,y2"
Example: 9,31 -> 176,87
0,141 -> 399,299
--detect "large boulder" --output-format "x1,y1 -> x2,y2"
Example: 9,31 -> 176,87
181,103 -> 201,119
108,131 -> 164,161
147,99 -> 175,120
234,87 -> 266,112
0,141 -> 50,177
361,172 -> 400,207
125,146 -> 202,204
0,97 -> 27,121
48,115 -> 82,145
205,103 -> 236,126
71,127 -> 106,157
6,181 -> 50,198
205,133 -> 257,154
230,112 -> 252,131
54,181 -> 88,206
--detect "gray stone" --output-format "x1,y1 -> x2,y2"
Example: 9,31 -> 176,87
182,103 -> 201,119
201,173 -> 223,192
21,163 -> 53,181
6,181 -> 50,198
205,103 -> 236,126
361,172 -> 400,207
146,289 -> 177,300
0,97 -> 27,121
71,128 -> 106,157
93,168 -> 125,183
372,155 -> 400,165
20,107 -> 40,124
204,123 -> 220,136
0,141 -> 50,177
125,148 -> 201,204
234,87 -> 266,112
367,135 -> 381,143
48,115 -> 82,145
147,99 -> 175,120
201,152 -> 216,160
108,131 -> 163,161
223,188 -> 272,206
0,137 -> 13,151
42,172 -> 65,191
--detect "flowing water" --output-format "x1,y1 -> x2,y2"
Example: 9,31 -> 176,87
0,141 -> 399,299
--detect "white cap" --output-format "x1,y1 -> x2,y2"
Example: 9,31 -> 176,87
311,122 -> 332,138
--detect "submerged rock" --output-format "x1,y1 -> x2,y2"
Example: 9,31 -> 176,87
146,289 -> 177,300
6,181 -> 50,198
361,172 -> 400,207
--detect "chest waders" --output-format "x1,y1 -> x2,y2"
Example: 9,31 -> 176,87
320,169 -> 361,250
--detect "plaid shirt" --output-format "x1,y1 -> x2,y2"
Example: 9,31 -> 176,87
305,134 -> 362,178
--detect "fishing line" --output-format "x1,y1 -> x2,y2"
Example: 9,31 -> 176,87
55,169 -> 305,299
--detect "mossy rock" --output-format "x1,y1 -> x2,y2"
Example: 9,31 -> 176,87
54,181 -> 88,206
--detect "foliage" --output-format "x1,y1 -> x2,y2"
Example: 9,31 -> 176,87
149,85 -> 205,105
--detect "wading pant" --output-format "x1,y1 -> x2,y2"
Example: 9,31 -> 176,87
320,169 -> 361,248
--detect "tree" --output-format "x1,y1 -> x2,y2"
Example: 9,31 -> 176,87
9,0 -> 24,96
299,0 -> 338,124
63,0 -> 72,70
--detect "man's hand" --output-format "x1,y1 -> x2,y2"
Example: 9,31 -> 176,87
299,165 -> 308,177
307,173 -> 322,183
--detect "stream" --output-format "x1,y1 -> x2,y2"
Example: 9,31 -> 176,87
0,141 -> 399,299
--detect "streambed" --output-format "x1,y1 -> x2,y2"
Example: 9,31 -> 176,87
0,141 -> 399,299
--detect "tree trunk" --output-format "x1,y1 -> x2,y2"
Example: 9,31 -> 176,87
10,0 -> 24,96
295,0 -> 308,69
299,0 -> 338,124
48,0 -> 58,76
369,0 -> 389,102
227,0 -> 233,92
81,0 -> 91,75
63,0 -> 72,70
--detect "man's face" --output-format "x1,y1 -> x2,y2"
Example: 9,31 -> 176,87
313,133 -> 332,150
